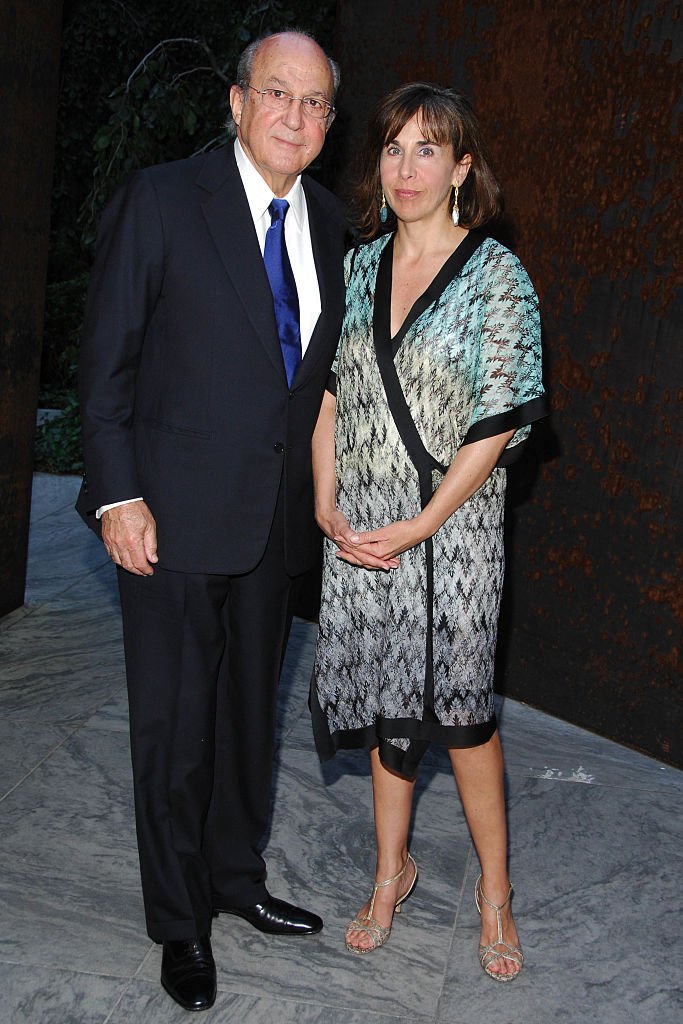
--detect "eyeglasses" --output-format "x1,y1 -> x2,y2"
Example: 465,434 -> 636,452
246,85 -> 335,121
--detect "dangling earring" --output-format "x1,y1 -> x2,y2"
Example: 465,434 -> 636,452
451,182 -> 460,226
379,190 -> 389,225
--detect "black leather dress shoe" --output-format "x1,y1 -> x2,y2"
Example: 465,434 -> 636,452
161,935 -> 216,1011
215,894 -> 323,935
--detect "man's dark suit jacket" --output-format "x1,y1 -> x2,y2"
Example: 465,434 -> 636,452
77,144 -> 346,576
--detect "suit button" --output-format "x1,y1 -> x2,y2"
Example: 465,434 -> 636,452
274,442 -> 285,453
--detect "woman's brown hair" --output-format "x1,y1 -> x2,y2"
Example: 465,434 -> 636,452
353,82 -> 503,238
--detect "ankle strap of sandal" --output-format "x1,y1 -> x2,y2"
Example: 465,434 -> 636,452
374,853 -> 411,890
475,876 -> 513,913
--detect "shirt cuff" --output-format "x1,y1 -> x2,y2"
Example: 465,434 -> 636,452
96,497 -> 144,519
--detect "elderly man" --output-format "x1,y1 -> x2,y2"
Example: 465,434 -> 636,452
77,30 -> 346,1011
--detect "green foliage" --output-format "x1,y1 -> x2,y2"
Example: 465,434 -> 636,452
40,0 -> 336,471
41,273 -> 89,400
34,394 -> 83,475
81,0 -> 336,243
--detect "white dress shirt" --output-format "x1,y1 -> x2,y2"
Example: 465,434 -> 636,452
234,137 -> 320,353
97,139 -> 321,518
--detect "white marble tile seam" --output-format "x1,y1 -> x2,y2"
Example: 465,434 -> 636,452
0,719 -> 75,796
106,978 -> 436,1024
0,960 -> 148,982
427,841 -> 476,1024
24,486 -> 113,604
131,943 -> 157,979
0,725 -> 148,977
199,994 -> 436,1024
0,600 -> 44,635
0,607 -> 125,723
101,978 -> 137,1024
26,570 -> 122,617
29,501 -> 82,526
0,677 -> 126,727
28,473 -> 82,525
24,553 -> 114,608
25,569 -> 117,614
0,962 -> 130,1024
0,722 -> 82,804
83,688 -> 130,734
3,557 -> 114,622
28,510 -> 84,538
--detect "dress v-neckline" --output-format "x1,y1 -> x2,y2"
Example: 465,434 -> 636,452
373,230 -> 486,358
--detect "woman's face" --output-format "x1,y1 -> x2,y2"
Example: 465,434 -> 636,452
379,113 -> 471,226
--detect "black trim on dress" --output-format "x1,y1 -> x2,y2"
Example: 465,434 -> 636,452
387,230 -> 487,358
463,393 -> 551,465
310,682 -> 497,779
464,394 -> 549,444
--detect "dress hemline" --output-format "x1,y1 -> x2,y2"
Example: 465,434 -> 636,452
310,680 -> 497,778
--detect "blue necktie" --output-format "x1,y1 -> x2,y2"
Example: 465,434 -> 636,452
263,199 -> 301,388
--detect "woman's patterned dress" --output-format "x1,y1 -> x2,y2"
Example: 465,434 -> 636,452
311,231 -> 547,777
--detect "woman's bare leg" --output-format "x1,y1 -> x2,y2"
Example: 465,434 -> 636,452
345,746 -> 417,951
449,731 -> 521,977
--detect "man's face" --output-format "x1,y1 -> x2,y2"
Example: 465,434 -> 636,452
230,34 -> 334,196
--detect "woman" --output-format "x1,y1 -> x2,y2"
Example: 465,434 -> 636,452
310,83 -> 547,980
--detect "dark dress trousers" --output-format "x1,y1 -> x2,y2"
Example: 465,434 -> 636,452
77,145 -> 346,940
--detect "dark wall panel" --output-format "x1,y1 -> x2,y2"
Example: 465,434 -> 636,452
0,1 -> 63,617
335,1 -> 681,764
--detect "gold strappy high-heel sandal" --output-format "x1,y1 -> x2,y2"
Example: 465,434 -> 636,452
345,853 -> 418,954
475,875 -> 524,982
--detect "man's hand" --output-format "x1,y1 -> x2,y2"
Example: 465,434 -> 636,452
101,501 -> 158,576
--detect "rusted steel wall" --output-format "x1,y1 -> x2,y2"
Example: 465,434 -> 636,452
335,1 -> 681,764
0,1 -> 63,617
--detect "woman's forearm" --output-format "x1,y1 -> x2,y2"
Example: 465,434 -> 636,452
416,429 -> 515,540
312,389 -> 337,524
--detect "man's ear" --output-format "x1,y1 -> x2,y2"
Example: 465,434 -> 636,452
229,84 -> 244,127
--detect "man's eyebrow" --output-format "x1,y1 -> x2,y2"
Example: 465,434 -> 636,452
263,75 -> 328,98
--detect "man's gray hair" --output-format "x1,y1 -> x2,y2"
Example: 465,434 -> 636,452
236,30 -> 340,98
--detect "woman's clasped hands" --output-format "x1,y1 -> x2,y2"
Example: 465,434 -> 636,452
325,508 -> 427,571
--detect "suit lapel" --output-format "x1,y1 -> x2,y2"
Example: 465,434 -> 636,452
197,147 -> 285,381
295,178 -> 341,388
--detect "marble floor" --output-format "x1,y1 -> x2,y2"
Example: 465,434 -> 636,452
1,473 -> 681,1024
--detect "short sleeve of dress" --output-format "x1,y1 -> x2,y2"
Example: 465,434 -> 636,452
462,246 -> 548,464
326,248 -> 357,396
